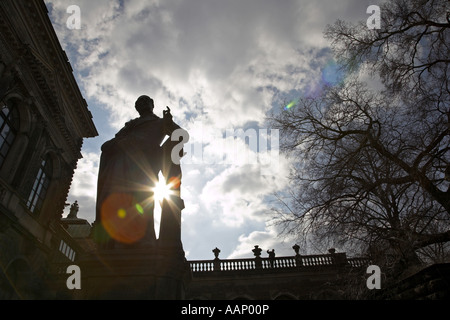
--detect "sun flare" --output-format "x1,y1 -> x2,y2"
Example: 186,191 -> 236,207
152,175 -> 173,202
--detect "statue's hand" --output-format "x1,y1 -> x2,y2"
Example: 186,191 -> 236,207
163,107 -> 173,126
163,106 -> 172,118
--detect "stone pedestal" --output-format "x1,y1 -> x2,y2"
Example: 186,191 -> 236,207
78,244 -> 191,300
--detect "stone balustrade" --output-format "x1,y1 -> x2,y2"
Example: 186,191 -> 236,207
189,245 -> 370,274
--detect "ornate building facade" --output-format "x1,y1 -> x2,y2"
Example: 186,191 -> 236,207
0,0 -> 97,299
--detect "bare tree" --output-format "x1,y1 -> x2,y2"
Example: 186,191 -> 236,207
269,0 -> 449,275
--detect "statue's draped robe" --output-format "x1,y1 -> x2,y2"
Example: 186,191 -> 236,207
95,114 -> 166,245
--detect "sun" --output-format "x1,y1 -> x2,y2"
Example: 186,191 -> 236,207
152,174 -> 173,202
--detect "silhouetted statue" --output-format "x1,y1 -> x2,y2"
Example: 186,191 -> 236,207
93,95 -> 187,248
67,201 -> 79,219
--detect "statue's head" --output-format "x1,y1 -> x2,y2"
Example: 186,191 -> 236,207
135,95 -> 154,116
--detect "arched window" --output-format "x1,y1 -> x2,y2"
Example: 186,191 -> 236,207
0,101 -> 20,168
27,155 -> 52,215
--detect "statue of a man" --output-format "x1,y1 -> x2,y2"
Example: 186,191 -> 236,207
93,96 -> 185,248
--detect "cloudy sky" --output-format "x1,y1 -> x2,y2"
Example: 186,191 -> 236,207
45,0 -> 379,260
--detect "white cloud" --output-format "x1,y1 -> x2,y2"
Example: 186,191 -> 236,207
227,225 -> 298,259
62,152 -> 99,221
